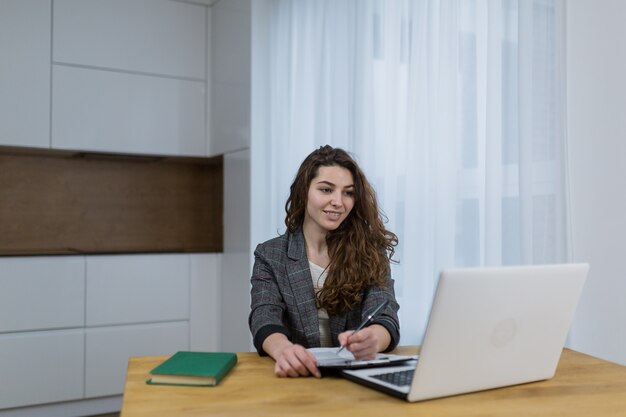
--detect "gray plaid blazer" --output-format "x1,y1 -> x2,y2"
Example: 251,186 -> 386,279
249,229 -> 400,355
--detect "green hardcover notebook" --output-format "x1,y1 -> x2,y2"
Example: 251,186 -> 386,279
147,351 -> 237,387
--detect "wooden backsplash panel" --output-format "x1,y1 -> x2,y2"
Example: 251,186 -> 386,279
0,148 -> 223,255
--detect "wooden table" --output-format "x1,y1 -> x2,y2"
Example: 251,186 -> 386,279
120,346 -> 626,417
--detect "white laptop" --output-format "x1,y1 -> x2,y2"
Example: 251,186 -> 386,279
342,263 -> 589,402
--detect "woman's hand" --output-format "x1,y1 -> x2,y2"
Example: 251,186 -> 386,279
262,333 -> 321,378
338,324 -> 391,360
274,343 -> 321,378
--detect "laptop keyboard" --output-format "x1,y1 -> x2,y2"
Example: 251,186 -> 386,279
371,369 -> 415,387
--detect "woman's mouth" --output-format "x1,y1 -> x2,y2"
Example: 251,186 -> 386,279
324,210 -> 341,220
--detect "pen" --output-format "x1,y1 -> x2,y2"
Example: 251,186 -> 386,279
337,300 -> 389,354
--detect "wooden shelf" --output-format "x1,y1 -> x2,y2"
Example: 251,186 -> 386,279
0,146 -> 223,255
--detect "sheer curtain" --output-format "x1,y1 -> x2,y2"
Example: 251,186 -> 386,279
251,0 -> 569,344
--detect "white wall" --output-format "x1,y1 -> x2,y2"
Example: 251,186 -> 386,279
567,0 -> 626,365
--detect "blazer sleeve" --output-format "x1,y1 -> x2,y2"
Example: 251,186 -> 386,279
248,243 -> 291,355
364,271 -> 401,352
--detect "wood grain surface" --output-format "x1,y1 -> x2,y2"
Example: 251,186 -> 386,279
0,147 -> 222,255
120,347 -> 626,417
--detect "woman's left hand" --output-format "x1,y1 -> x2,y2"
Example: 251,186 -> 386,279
338,324 -> 390,360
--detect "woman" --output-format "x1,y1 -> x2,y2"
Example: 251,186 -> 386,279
249,145 -> 400,378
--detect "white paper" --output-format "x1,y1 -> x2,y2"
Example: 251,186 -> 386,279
308,347 -> 417,368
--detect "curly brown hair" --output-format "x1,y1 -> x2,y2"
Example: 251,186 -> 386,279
285,145 -> 398,315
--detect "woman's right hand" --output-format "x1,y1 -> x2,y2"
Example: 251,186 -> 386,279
262,333 -> 321,378
273,343 -> 321,378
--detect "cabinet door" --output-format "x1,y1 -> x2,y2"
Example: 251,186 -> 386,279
53,0 -> 206,79
209,2 -> 251,155
51,65 -> 205,156
0,0 -> 50,148
0,257 -> 85,333
0,330 -> 84,409
189,254 -> 221,351
85,322 -> 189,397
85,254 -> 190,326
211,82 -> 250,156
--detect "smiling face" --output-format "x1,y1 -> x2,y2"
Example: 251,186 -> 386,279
303,165 -> 355,238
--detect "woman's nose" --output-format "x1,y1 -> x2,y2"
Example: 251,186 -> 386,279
330,192 -> 343,207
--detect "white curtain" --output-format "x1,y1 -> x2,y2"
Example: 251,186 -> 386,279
251,0 -> 569,345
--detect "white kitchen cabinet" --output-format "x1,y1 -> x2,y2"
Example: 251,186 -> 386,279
0,253 -> 221,413
85,254 -> 190,326
212,2 -> 250,88
190,253 -> 222,351
85,322 -> 189,397
53,0 -> 206,79
50,0 -> 209,157
0,257 -> 84,333
211,81 -> 250,156
0,0 -> 50,148
1,0 -> 224,413
209,0 -> 251,156
0,330 -> 84,409
51,65 -> 206,156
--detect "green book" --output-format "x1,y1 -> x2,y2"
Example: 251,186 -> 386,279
147,351 -> 237,387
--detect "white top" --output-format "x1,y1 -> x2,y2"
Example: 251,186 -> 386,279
309,262 -> 332,347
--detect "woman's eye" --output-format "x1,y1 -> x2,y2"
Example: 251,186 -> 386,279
320,188 -> 332,193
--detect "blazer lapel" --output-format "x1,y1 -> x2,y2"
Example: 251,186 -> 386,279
286,231 -> 320,347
